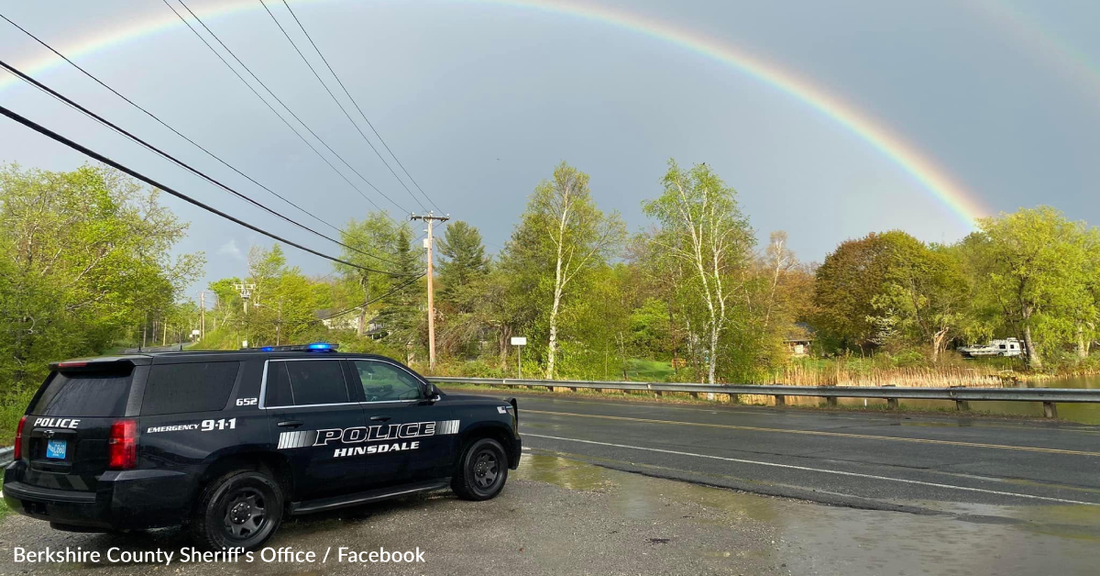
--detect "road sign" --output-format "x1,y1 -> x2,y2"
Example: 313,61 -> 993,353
511,337 -> 527,346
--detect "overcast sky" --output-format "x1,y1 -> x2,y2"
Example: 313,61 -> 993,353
2,0 -> 1099,298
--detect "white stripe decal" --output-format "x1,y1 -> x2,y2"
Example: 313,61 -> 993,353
524,433 -> 1100,507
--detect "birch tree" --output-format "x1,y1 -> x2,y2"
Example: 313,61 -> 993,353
504,162 -> 625,379
643,161 -> 753,384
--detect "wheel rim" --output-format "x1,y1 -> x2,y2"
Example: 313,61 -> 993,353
222,487 -> 268,540
471,449 -> 500,490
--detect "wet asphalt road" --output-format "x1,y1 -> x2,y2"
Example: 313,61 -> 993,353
495,391 -> 1100,514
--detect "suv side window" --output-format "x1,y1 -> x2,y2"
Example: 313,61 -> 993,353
281,360 -> 349,406
142,362 -> 239,415
352,361 -> 423,402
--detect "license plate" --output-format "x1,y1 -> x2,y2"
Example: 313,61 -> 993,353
46,439 -> 67,460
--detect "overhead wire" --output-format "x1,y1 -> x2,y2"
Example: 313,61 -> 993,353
0,102 -> 421,277
166,0 -> 410,217
321,272 -> 426,321
262,0 -> 441,213
0,58 -> 406,269
0,15 -> 405,267
278,0 -> 444,214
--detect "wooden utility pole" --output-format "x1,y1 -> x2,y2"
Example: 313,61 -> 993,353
200,291 -> 206,341
410,212 -> 449,371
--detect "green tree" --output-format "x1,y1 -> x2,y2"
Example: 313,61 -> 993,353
437,220 -> 489,309
643,160 -> 754,384
337,213 -> 402,336
0,164 -> 201,388
867,234 -> 970,361
502,162 -> 625,379
973,207 -> 1095,369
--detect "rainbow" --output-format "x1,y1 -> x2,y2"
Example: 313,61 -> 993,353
0,0 -> 987,226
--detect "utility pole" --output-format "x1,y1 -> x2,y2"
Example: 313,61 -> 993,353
410,212 -> 449,371
200,291 -> 206,341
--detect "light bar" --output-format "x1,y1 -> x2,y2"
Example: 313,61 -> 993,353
243,343 -> 339,352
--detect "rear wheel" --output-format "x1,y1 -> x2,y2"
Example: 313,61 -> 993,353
452,438 -> 508,501
190,470 -> 283,551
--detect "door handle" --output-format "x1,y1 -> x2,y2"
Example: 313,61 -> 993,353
277,420 -> 303,428
369,415 -> 391,422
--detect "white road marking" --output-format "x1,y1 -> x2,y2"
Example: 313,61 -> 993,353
524,433 -> 1100,506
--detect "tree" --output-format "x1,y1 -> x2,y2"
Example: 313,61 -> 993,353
813,233 -> 895,351
0,164 -> 201,388
868,234 -> 970,361
373,225 -> 426,364
974,207 -> 1094,369
643,160 -> 754,384
337,213 -> 401,336
437,220 -> 489,308
503,162 -> 625,379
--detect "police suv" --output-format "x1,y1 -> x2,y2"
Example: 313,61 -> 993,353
3,344 -> 521,550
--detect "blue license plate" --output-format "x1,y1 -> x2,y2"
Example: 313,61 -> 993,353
46,439 -> 67,460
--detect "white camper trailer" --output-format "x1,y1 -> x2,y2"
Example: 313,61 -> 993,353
958,338 -> 1023,358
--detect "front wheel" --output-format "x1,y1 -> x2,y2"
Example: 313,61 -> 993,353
452,438 -> 508,501
190,470 -> 284,551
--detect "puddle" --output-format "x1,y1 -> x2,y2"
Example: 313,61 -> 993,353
519,452 -> 1100,575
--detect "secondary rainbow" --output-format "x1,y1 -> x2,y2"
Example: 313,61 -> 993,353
0,0 -> 987,225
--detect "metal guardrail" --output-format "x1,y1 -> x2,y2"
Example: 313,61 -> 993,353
428,376 -> 1095,418
0,446 -> 12,466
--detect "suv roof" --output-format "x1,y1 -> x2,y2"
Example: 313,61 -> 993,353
51,350 -> 402,368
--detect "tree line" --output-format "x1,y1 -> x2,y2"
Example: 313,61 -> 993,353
2,161 -> 1098,410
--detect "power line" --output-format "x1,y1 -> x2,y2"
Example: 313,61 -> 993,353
278,0 -> 444,214
322,272 -> 425,321
0,18 -> 405,268
261,0 -> 437,213
152,1 -> 393,220
165,0 -> 409,216
0,58 -> 405,269
0,102 -> 420,277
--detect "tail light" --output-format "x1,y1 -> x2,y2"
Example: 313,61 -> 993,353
107,419 -> 138,470
13,416 -> 26,460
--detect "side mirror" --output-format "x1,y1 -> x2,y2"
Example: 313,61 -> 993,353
425,383 -> 441,403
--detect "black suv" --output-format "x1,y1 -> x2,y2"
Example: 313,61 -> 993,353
3,344 -> 521,550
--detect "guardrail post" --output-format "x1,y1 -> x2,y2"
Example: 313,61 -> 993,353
774,395 -> 785,406
826,397 -> 838,408
955,400 -> 970,412
689,392 -> 699,399
546,385 -> 555,392
1043,402 -> 1058,419
568,387 -> 577,392
887,398 -> 899,410
654,390 -> 663,398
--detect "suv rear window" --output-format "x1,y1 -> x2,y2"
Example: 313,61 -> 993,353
33,370 -> 132,417
141,362 -> 240,415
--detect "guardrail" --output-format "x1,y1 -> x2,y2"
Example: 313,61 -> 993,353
0,446 -> 12,467
427,377 -> 1096,418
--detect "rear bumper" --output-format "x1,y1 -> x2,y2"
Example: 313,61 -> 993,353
3,463 -> 194,530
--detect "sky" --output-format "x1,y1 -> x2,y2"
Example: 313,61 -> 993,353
1,0 -> 1099,298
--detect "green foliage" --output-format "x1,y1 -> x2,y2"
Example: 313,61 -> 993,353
0,164 -> 201,392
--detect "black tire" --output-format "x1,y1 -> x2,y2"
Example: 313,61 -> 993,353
189,469 -> 284,551
452,438 -> 508,501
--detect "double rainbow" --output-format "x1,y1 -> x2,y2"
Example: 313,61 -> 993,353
0,0 -> 988,226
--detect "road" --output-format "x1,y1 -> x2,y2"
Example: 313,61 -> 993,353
4,392 -> 1100,575
492,390 -> 1100,514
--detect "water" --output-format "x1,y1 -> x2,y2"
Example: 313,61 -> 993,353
518,453 -> 1100,576
811,374 -> 1100,424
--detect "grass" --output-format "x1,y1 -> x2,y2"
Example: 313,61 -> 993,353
624,359 -> 676,382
